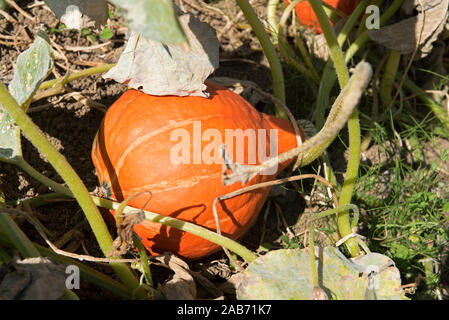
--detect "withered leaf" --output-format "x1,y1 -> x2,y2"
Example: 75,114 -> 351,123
367,0 -> 449,58
44,0 -> 108,30
0,257 -> 67,300
103,12 -> 219,97
158,254 -> 196,300
108,211 -> 145,257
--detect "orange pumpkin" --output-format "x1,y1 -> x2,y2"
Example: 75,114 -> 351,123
285,0 -> 361,34
92,81 -> 300,259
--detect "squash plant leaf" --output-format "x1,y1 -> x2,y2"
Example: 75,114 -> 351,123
8,29 -> 53,108
0,29 -> 53,163
103,12 -> 219,97
236,247 -> 406,300
0,110 -> 21,163
44,0 -> 109,30
109,0 -> 186,44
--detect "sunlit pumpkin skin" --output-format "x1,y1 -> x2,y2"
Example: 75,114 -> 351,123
285,0 -> 361,34
92,81 -> 300,259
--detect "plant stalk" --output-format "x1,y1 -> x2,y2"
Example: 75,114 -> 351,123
380,49 -> 401,109
307,0 -> 349,86
0,83 -> 139,293
311,0 -> 403,257
7,167 -> 258,263
307,0 -> 362,256
236,0 -> 286,118
267,0 -> 280,43
93,196 -> 258,263
0,207 -> 40,258
38,64 -> 116,91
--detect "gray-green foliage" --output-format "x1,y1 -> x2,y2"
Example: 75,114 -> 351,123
0,29 -> 53,163
8,29 -> 53,107
109,0 -> 186,43
44,0 -> 186,43
236,247 -> 405,300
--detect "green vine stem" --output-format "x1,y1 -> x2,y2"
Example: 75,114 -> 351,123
337,112 -> 361,257
292,29 -> 320,84
133,235 -> 154,287
32,64 -> 116,102
0,206 -> 40,258
336,0 -> 371,47
306,0 -> 364,256
308,226 -> 318,287
267,0 -> 280,43
380,50 -> 401,109
0,208 -> 80,299
307,0 -> 349,85
15,158 -> 72,196
278,0 -> 320,84
38,64 -> 116,90
345,0 -> 404,63
310,0 -> 403,257
315,0 -> 403,129
94,196 -> 258,263
0,83 -> 140,293
7,171 -> 258,263
316,0 -> 371,129
236,0 -> 286,118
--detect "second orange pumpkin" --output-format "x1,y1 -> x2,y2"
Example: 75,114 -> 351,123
285,0 -> 361,34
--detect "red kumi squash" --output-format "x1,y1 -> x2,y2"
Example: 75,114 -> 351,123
285,0 -> 361,34
92,81 -> 300,259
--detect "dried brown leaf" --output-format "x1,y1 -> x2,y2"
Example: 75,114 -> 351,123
367,0 -> 449,58
108,211 -> 145,257
160,254 -> 196,300
0,258 -> 67,300
218,272 -> 245,295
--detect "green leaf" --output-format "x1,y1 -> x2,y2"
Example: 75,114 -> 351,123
109,0 -> 186,44
0,110 -> 21,163
87,34 -> 96,43
0,29 -> 53,163
8,29 -> 53,108
236,247 -> 406,300
108,7 -> 114,19
0,0 -> 7,11
99,27 -> 113,40
442,202 -> 449,213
